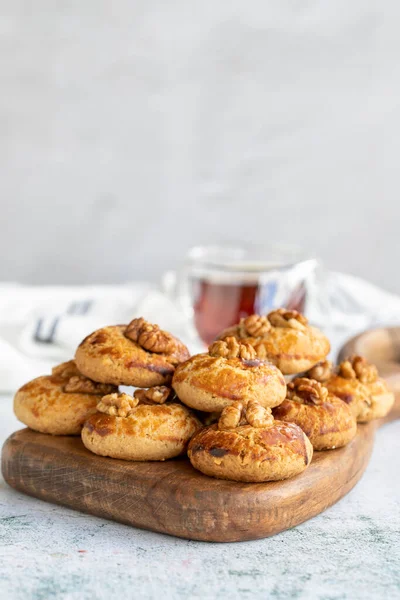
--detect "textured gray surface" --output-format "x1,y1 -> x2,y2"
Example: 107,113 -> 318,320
1,398 -> 399,600
1,2 -> 400,292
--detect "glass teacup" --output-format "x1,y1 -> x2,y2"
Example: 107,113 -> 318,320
165,244 -> 318,346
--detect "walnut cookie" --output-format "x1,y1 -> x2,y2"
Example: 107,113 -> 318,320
273,378 -> 357,451
217,310 -> 330,375
306,357 -> 394,423
188,401 -> 313,482
75,318 -> 190,388
172,337 -> 287,413
81,388 -> 201,461
13,360 -> 117,435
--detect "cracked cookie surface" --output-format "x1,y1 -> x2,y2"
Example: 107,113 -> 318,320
217,310 -> 330,375
82,389 -> 201,461
13,360 -> 116,435
75,320 -> 190,388
273,378 -> 357,450
314,356 -> 395,423
172,338 -> 287,413
188,401 -> 313,482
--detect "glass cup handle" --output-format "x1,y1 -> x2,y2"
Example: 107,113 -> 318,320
160,268 -> 195,323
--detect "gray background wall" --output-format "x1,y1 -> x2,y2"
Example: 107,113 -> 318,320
1,1 -> 399,292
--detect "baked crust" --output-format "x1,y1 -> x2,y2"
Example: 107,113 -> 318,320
310,356 -> 395,423
172,352 -> 287,413
81,401 -> 201,461
51,360 -> 81,379
325,374 -> 394,422
13,361 -> 115,435
217,310 -> 330,375
273,378 -> 357,450
304,360 -> 333,383
188,420 -> 313,482
75,323 -> 190,387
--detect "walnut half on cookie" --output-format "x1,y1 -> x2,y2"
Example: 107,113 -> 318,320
322,356 -> 395,423
133,386 -> 172,405
81,390 -> 202,461
75,319 -> 190,388
13,360 -> 114,435
172,338 -> 287,413
273,377 -> 357,450
188,400 -> 313,482
217,309 -> 330,375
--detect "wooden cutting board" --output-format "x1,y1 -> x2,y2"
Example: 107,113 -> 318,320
2,328 -> 400,543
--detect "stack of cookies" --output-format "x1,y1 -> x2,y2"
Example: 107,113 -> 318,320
13,309 -> 394,483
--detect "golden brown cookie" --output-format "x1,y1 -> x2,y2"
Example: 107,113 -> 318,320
217,309 -> 330,375
75,318 -> 190,387
188,401 -> 313,482
312,356 -> 395,423
13,360 -> 117,435
273,377 -> 357,450
172,337 -> 287,413
81,389 -> 201,461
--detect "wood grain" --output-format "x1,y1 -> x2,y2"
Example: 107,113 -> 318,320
2,328 -> 400,543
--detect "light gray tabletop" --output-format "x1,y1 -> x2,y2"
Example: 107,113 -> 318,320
1,397 -> 399,600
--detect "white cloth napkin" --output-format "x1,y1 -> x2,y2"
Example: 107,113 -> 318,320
0,282 -> 198,392
0,272 -> 399,393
